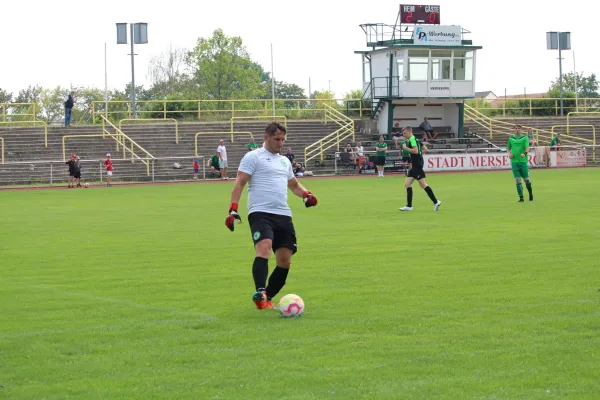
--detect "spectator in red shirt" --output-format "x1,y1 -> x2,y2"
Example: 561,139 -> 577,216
103,153 -> 113,187
193,158 -> 200,179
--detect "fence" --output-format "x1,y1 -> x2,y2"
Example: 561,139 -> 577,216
0,156 -> 208,186
92,99 -> 370,122
467,97 -> 600,117
333,145 -> 599,175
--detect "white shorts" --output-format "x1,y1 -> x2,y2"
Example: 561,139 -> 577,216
219,159 -> 228,169
106,171 -> 113,176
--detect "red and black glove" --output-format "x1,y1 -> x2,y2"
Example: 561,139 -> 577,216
303,191 -> 318,208
225,203 -> 242,231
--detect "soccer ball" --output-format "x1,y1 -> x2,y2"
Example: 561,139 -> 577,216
84,182 -> 89,188
278,294 -> 305,318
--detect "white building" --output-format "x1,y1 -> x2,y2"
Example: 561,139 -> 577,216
357,7 -> 482,137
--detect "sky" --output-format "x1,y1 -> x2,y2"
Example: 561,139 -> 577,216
1,0 -> 598,98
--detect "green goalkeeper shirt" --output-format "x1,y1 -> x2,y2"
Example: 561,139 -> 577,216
507,135 -> 529,163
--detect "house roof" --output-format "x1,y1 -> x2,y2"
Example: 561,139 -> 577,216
475,91 -> 496,98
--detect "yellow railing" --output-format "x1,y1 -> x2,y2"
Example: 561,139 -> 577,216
0,137 -> 3,164
119,118 -> 179,144
566,112 -> 600,134
100,115 -> 154,175
467,97 -> 600,117
0,120 -> 48,147
550,125 -> 595,144
92,99 -> 368,122
230,116 -> 287,135
0,103 -> 37,122
304,104 -> 355,164
194,132 -> 254,157
62,134 -> 122,161
464,104 -> 591,147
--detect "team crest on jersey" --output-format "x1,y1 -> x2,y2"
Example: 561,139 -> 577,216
281,160 -> 287,167
253,231 -> 261,240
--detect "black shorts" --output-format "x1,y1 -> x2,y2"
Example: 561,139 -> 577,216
401,156 -> 411,163
248,212 -> 297,254
73,171 -> 81,179
375,156 -> 386,166
407,166 -> 426,180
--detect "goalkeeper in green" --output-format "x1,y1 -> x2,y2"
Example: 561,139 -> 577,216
507,125 -> 533,202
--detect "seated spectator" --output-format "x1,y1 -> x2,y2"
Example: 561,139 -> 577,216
344,142 -> 356,165
207,153 -> 220,176
527,127 -> 536,147
419,117 -> 438,140
294,162 -> 305,177
285,147 -> 295,164
549,132 -> 562,149
247,137 -> 258,152
391,122 -> 402,150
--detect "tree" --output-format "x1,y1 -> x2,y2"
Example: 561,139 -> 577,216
37,86 -> 65,124
186,29 -> 263,101
549,72 -> 599,98
0,88 -> 12,104
344,89 -> 367,117
13,85 -> 44,121
148,46 -> 189,98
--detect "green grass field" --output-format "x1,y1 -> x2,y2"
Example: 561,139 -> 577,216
1,169 -> 599,399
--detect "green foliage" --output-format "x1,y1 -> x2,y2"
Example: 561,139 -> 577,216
186,29 -> 263,101
0,88 -> 12,103
549,72 -> 599,98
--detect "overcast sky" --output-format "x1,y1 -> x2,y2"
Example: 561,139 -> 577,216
1,0 -> 597,98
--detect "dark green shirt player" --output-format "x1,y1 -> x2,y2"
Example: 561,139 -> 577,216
399,126 -> 442,212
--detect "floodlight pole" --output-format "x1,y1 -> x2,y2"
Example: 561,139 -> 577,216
130,23 -> 137,118
558,35 -> 564,116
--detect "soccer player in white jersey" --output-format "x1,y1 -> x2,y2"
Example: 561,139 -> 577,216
225,122 -> 318,310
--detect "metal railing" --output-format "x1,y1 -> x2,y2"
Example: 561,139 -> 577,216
566,112 -> 600,134
464,104 -> 592,147
0,120 -> 48,147
466,97 -> 600,117
119,118 -> 179,144
305,104 -> 355,164
0,103 -> 37,122
0,137 -> 3,164
0,156 -> 215,186
91,98 -> 369,122
194,131 -> 254,157
230,116 -> 287,134
62,134 -> 123,161
332,145 -> 600,175
100,115 -> 154,175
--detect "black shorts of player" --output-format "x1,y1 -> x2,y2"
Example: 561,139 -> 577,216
401,156 -> 411,163
248,212 -> 297,254
407,166 -> 426,180
69,170 -> 74,177
73,171 -> 81,179
375,156 -> 386,166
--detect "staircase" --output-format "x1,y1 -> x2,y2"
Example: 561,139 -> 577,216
0,120 -> 343,185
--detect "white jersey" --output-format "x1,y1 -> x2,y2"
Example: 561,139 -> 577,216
217,145 -> 227,161
238,147 -> 295,217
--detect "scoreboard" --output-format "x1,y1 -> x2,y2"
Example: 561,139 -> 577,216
400,4 -> 441,24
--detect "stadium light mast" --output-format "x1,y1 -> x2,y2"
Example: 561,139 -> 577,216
117,23 -> 149,119
546,31 -> 571,117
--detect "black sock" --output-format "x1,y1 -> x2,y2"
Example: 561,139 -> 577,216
424,186 -> 438,204
525,181 -> 533,195
266,266 -> 289,300
252,257 -> 269,292
406,187 -> 413,207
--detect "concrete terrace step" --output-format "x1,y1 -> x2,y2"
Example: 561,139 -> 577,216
0,120 -> 352,184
